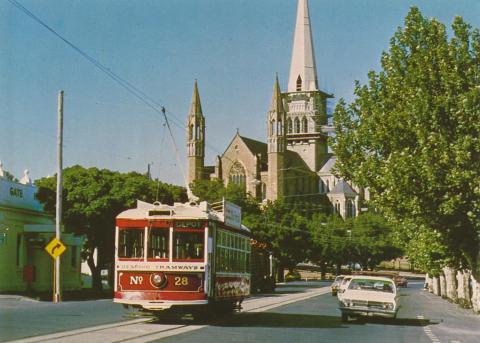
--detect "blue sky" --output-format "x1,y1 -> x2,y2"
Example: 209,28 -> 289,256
1,0 -> 479,186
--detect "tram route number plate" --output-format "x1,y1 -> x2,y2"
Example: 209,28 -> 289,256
45,238 -> 67,259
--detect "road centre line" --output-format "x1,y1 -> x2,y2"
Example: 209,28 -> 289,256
417,315 -> 442,343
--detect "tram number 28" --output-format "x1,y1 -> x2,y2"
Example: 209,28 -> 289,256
174,276 -> 189,286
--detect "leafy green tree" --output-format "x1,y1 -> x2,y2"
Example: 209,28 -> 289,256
190,179 -> 225,204
331,8 -> 480,278
190,179 -> 261,216
351,213 -> 403,270
243,201 -> 313,281
36,165 -> 186,290
309,214 -> 354,274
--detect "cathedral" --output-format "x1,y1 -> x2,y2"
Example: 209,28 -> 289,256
186,0 -> 364,219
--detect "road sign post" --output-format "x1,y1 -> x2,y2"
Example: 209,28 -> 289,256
54,90 -> 64,303
45,238 -> 66,259
45,237 -> 66,302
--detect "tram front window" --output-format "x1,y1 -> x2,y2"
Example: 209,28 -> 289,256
173,231 -> 204,260
118,229 -> 144,258
148,228 -> 169,259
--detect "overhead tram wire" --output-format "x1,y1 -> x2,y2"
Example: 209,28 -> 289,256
10,0 -> 335,191
9,0 -> 238,175
9,0 -> 196,190
8,0 -> 179,133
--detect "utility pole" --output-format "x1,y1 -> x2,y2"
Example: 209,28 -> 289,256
54,90 -> 64,303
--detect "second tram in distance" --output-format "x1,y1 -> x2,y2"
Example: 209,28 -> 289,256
114,199 -> 266,314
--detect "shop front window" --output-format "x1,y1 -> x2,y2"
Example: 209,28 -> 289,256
118,229 -> 144,258
173,231 -> 204,260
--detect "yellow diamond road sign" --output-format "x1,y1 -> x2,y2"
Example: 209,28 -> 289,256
45,238 -> 66,259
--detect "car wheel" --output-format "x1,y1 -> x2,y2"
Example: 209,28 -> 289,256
341,312 -> 348,322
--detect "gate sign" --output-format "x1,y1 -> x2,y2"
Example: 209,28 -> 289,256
45,238 -> 66,259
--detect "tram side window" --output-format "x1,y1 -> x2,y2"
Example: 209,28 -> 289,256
148,228 -> 169,259
173,231 -> 204,259
118,229 -> 144,258
216,231 -> 251,273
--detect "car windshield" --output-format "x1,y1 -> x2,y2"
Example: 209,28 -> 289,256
334,276 -> 344,283
348,278 -> 395,293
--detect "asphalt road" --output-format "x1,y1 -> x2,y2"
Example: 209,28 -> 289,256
1,280 -> 479,343
157,281 -> 480,343
0,297 -> 127,342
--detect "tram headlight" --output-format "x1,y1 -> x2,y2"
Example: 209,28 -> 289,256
150,273 -> 167,288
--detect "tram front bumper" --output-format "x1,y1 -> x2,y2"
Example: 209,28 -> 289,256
114,298 -> 209,311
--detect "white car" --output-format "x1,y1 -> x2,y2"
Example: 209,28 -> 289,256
338,276 -> 400,322
331,275 -> 345,296
336,276 -> 352,301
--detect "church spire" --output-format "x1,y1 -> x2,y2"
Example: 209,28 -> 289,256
287,0 -> 318,92
189,79 -> 203,116
186,80 -> 205,185
269,74 -> 284,113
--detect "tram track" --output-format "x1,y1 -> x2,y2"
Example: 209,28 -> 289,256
7,287 -> 330,343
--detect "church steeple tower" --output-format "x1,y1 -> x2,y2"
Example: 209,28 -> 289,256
283,0 -> 332,173
268,74 -> 286,153
267,75 -> 286,201
187,80 -> 205,185
288,0 -> 318,92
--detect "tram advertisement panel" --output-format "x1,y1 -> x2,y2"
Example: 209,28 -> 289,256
215,276 -> 250,298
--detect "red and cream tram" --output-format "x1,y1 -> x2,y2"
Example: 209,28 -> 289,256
114,199 -> 251,313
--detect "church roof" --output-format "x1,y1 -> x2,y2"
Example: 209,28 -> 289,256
329,179 -> 357,196
319,155 -> 336,173
239,135 -> 268,157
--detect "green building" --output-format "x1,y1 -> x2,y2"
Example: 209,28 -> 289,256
0,167 -> 83,292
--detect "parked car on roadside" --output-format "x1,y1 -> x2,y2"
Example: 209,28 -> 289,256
331,275 -> 345,296
338,275 -> 400,322
394,275 -> 408,287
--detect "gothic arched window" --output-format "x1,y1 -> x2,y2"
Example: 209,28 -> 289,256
287,118 -> 293,134
195,125 -> 200,139
189,124 -> 194,140
302,117 -> 308,133
334,202 -> 341,214
228,161 -> 246,192
347,200 -> 353,218
294,117 -> 300,133
278,119 -> 283,135
296,75 -> 302,91
270,120 -> 276,136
